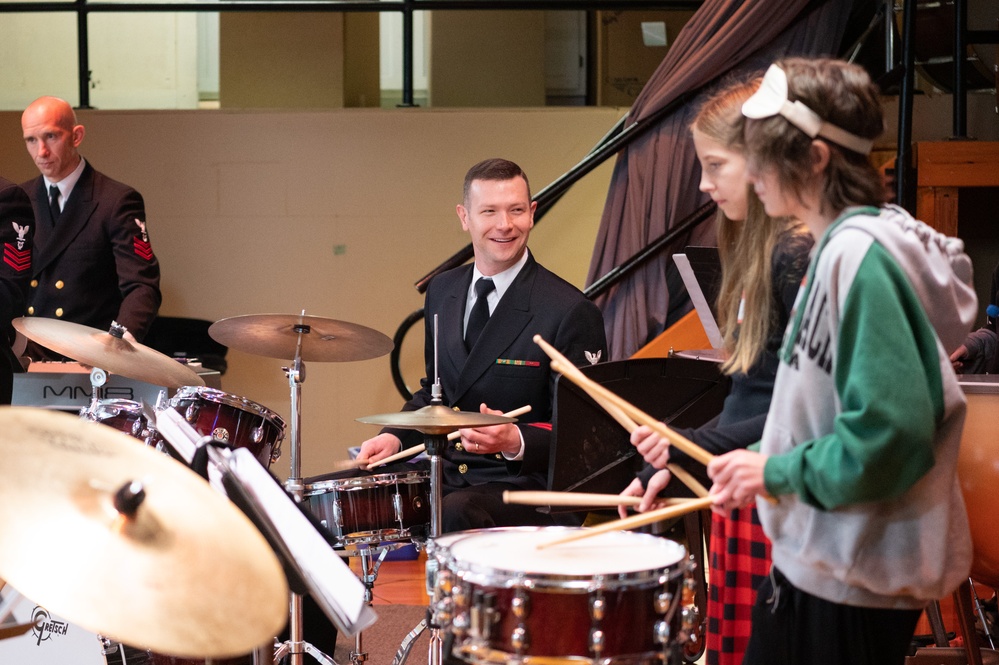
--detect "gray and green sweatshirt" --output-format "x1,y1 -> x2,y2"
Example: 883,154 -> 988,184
758,204 -> 978,610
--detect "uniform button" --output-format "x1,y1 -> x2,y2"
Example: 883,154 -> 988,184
455,443 -> 464,452
55,280 -> 64,289
27,306 -> 34,315
30,280 -> 37,288
495,454 -> 502,459
458,464 -> 468,474
55,308 -> 64,317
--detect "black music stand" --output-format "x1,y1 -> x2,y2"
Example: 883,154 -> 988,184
548,356 -> 729,501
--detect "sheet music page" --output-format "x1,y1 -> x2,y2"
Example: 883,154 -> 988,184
227,449 -> 376,634
154,407 -> 376,634
673,253 -> 723,349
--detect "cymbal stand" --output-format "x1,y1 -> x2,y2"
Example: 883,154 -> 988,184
274,314 -> 334,665
80,366 -> 109,418
394,316 -> 447,665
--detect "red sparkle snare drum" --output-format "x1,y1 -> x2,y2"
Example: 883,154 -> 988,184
431,527 -> 696,664
302,469 -> 430,548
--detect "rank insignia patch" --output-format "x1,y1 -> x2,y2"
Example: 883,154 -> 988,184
3,244 -> 30,272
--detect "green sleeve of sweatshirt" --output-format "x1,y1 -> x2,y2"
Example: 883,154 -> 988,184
764,242 -> 944,509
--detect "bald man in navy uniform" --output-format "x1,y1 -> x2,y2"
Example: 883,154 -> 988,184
20,96 -> 160,359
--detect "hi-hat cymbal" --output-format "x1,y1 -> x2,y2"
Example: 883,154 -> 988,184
356,404 -> 517,435
13,317 -> 205,389
209,313 -> 393,362
0,407 -> 288,658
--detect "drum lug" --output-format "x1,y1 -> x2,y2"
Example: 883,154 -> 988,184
434,596 -> 455,626
452,610 -> 470,638
589,627 -> 605,656
589,595 -> 606,621
437,569 -> 454,595
511,589 -> 530,619
510,625 -> 529,653
184,403 -> 199,422
678,575 -> 700,647
392,491 -> 404,526
331,499 -> 343,529
470,590 -> 498,641
251,425 -> 264,444
654,619 -> 671,645
655,590 -> 674,614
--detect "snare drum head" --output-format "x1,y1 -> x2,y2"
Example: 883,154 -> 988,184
447,527 -> 686,582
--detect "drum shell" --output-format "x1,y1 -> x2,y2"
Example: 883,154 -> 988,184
433,527 -> 690,663
83,399 -> 150,441
957,379 -> 999,587
166,387 -> 285,469
303,469 -> 430,548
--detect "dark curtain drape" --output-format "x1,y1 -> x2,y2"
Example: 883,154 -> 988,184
587,0 -> 861,360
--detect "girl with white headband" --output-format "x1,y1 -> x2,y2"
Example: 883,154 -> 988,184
707,58 -> 977,665
619,77 -> 812,665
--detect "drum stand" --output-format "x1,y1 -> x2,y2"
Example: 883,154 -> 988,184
273,332 -> 335,665
343,543 -> 398,665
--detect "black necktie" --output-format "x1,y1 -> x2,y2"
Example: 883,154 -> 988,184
465,277 -> 495,350
48,184 -> 61,220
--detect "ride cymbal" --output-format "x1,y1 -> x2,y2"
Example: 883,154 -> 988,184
0,407 -> 288,658
208,313 -> 393,362
356,404 -> 517,435
12,317 -> 204,389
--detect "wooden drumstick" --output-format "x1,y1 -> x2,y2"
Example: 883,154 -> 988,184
536,496 -> 714,550
666,463 -> 709,499
504,490 -> 643,507
502,490 -> 697,509
326,457 -> 371,471
367,405 -> 532,469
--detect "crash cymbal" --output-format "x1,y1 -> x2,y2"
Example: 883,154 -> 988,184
209,313 -> 393,362
12,317 -> 205,390
0,407 -> 288,658
356,403 -> 517,435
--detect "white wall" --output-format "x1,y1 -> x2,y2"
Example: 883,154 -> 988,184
0,13 -> 200,111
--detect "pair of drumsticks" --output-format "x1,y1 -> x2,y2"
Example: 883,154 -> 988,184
508,335 -> 718,549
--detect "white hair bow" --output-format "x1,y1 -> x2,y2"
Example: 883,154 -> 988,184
742,64 -> 874,155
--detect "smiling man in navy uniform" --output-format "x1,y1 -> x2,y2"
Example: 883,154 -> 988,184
20,96 -> 161,360
359,158 -> 607,532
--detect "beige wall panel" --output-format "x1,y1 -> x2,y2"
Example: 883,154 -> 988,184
0,107 -> 620,479
429,11 -> 546,107
220,13 -> 346,108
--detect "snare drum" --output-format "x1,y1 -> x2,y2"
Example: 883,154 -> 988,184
432,527 -> 694,665
166,387 -> 285,469
302,469 -> 430,548
82,399 -> 151,442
